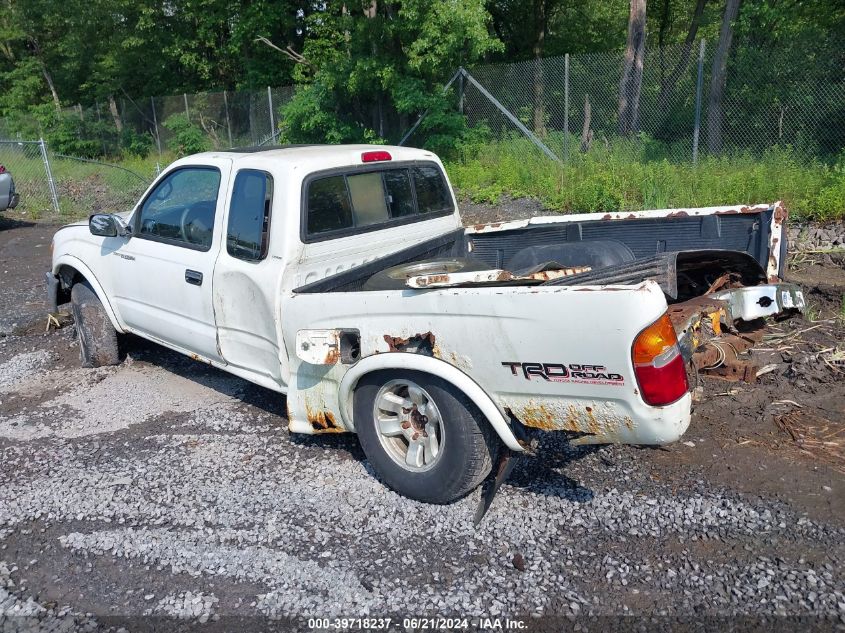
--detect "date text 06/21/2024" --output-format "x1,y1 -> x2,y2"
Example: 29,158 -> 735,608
306,616 -> 528,630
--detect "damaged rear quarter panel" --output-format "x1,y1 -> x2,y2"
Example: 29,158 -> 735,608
284,280 -> 691,445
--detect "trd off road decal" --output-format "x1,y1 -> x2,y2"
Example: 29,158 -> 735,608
502,362 -> 624,386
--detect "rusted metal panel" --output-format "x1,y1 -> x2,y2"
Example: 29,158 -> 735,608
383,331 -> 437,354
500,397 -> 636,444
305,405 -> 344,433
712,283 -> 805,322
405,266 -> 591,289
464,202 -> 779,234
669,283 -> 802,383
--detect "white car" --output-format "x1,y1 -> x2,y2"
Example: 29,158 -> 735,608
46,145 -> 803,506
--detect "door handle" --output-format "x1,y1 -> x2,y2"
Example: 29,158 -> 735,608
185,269 -> 203,286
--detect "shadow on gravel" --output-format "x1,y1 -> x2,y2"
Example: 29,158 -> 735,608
117,334 -> 370,462
505,436 -> 598,502
104,335 -> 601,494
0,213 -> 35,230
119,335 -> 286,420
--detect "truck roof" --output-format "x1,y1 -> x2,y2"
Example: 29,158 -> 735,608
181,144 -> 441,173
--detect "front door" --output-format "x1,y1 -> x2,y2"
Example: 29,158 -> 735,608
110,161 -> 231,361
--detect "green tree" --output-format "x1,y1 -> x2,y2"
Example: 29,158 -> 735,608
277,0 -> 502,150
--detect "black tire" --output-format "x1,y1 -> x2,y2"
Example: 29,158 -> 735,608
70,282 -> 120,368
354,370 -> 499,503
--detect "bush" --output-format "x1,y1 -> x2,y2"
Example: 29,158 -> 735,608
31,107 -> 117,158
120,128 -> 153,158
163,113 -> 209,156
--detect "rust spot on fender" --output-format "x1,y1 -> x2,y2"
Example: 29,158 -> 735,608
383,332 -> 437,356
514,401 -> 580,432
306,406 -> 343,433
666,210 -> 690,218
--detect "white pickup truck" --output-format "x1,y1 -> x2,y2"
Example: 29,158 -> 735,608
47,144 -> 803,505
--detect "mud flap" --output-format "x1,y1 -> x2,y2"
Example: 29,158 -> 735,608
473,448 -> 517,526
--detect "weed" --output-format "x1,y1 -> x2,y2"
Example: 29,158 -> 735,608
447,139 -> 845,220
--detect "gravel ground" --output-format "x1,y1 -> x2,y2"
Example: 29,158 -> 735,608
1,213 -> 844,632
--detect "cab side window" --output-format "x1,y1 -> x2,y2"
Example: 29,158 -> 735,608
137,167 -> 220,250
227,170 -> 273,261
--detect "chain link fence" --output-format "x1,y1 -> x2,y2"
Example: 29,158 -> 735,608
0,140 -> 151,218
407,39 -> 845,165
0,39 -> 842,218
0,85 -> 297,161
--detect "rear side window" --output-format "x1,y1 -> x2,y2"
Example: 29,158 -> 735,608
227,170 -> 273,261
305,163 -> 453,239
412,165 -> 452,214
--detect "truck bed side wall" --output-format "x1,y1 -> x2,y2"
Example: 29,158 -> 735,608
284,281 -> 691,446
467,209 -> 777,276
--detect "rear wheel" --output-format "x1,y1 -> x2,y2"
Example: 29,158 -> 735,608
354,370 -> 498,503
70,282 -> 120,368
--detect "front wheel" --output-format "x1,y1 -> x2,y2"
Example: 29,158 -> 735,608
354,371 -> 499,504
70,282 -> 120,368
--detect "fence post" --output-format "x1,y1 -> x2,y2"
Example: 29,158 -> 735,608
95,101 -> 107,156
692,38 -> 706,164
458,72 -> 464,114
184,93 -> 190,120
150,96 -> 162,158
39,138 -> 60,215
460,70 -> 561,162
564,53 -> 570,161
400,68 -> 465,146
267,86 -> 275,139
223,90 -> 233,148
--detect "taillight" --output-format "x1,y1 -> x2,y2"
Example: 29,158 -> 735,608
361,150 -> 391,163
632,312 -> 689,406
0,165 -> 6,174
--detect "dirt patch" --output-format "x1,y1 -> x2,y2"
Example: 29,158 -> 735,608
0,215 -> 59,334
645,266 -> 845,524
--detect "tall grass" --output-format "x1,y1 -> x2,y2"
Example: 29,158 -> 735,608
5,135 -> 843,223
445,136 -> 845,221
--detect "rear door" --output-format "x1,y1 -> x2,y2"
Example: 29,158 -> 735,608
109,160 -> 231,361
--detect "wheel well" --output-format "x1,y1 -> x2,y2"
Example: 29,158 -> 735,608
341,358 -> 524,452
56,264 -> 86,306
352,368 -> 489,429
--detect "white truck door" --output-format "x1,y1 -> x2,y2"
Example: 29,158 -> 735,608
108,160 -> 231,361
211,168 -> 286,388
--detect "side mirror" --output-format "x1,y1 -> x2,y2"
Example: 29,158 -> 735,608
89,213 -> 130,238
